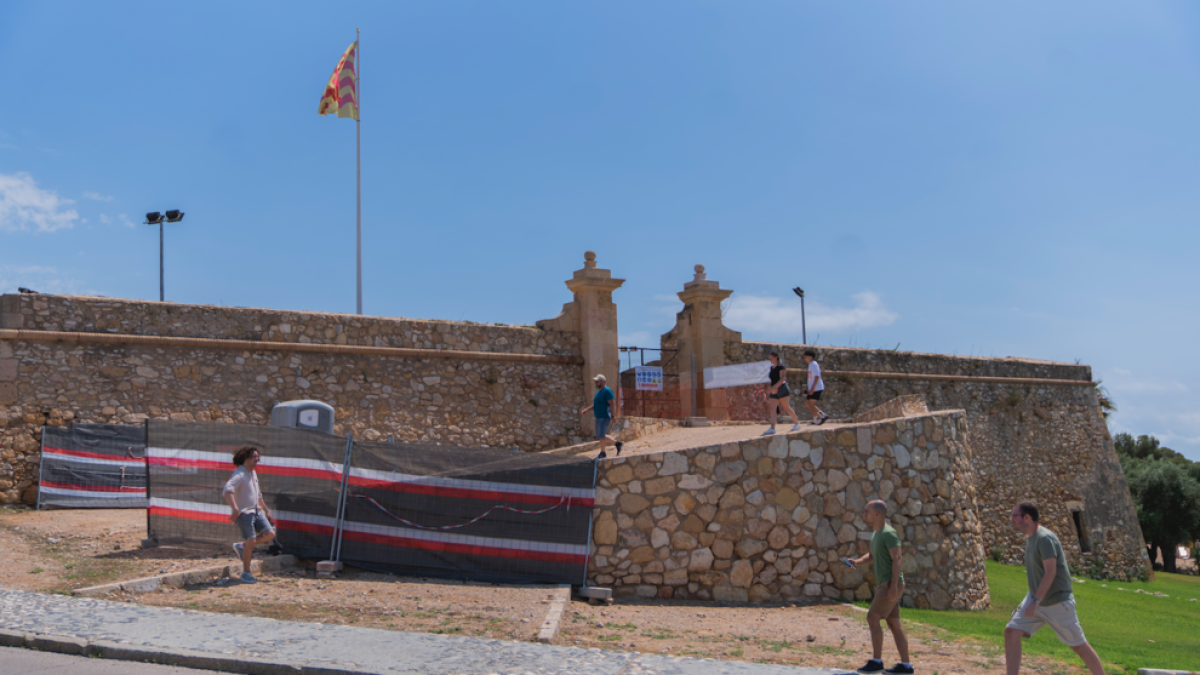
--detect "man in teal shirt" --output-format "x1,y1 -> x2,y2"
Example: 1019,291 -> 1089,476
848,500 -> 912,674
1005,501 -> 1105,675
578,374 -> 623,459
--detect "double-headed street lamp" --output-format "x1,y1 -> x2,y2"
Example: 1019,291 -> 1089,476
145,210 -> 185,302
792,287 -> 807,345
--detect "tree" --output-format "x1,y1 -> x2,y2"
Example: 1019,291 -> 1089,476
1095,380 -> 1116,422
1121,454 -> 1200,573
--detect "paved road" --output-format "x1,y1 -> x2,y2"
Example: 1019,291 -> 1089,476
0,646 -> 229,675
0,588 -> 847,675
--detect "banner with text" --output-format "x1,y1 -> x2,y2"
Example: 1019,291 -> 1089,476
703,361 -> 772,389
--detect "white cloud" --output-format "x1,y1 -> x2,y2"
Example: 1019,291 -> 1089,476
99,214 -> 112,224
0,264 -> 98,295
82,191 -> 114,202
118,213 -> 136,228
0,172 -> 79,233
722,291 -> 898,338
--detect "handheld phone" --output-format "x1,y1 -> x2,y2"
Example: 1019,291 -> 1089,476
843,558 -> 855,568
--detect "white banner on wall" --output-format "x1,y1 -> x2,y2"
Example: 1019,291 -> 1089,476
703,361 -> 772,389
634,366 -> 664,391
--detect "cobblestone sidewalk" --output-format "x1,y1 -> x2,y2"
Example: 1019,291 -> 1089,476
0,588 -> 847,675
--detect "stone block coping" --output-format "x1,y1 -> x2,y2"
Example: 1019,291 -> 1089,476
73,555 -> 297,596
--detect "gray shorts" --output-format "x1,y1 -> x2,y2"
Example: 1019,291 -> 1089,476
595,417 -> 611,439
1006,596 -> 1087,647
236,511 -> 274,541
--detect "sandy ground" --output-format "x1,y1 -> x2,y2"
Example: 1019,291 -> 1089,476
0,506 -> 1089,673
580,419 -> 852,459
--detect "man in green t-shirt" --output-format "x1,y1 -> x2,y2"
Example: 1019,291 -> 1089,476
1005,501 -> 1106,675
848,500 -> 912,674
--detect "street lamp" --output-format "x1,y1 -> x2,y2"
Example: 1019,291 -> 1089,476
145,210 -> 185,302
792,287 -> 806,345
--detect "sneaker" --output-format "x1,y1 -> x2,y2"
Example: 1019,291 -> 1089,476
597,450 -> 607,459
857,659 -> 885,673
239,572 -> 257,584
762,428 -> 776,436
232,542 -> 244,558
790,423 -> 803,431
615,441 -> 624,456
884,664 -> 914,674
816,414 -> 830,426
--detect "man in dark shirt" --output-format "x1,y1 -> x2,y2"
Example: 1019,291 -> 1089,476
1005,501 -> 1105,675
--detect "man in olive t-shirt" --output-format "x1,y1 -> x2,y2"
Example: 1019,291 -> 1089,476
1004,501 -> 1106,675
848,500 -> 912,674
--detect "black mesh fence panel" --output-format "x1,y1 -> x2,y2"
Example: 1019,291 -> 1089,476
340,440 -> 596,585
143,419 -> 598,585
38,424 -> 148,509
146,420 -> 348,561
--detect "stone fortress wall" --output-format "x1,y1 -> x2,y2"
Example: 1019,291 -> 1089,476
724,342 -> 1146,581
648,264 -> 1147,582
589,407 -> 991,609
0,255 -> 1148,591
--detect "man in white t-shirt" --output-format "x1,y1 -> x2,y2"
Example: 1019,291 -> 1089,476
803,349 -> 830,425
223,446 -> 275,583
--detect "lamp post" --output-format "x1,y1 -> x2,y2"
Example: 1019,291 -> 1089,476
145,210 -> 185,302
792,287 -> 806,345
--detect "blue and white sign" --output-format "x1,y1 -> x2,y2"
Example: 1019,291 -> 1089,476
634,366 -> 664,391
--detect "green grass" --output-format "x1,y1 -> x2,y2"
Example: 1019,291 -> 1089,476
876,561 -> 1200,674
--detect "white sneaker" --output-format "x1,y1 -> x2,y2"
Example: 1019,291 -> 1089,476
762,428 -> 776,436
232,542 -> 244,558
790,423 -> 803,431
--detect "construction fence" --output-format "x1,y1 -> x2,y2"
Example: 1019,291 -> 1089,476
37,423 -> 148,509
145,420 -> 596,586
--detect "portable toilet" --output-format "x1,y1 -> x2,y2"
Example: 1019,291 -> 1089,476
269,400 -> 336,435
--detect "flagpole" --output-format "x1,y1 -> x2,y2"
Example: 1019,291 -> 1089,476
355,27 -> 363,315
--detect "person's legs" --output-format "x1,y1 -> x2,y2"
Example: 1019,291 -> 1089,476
1004,628 -> 1026,675
239,513 -> 276,575
804,396 -> 820,420
765,393 -> 778,429
885,583 -> 910,664
1070,643 -> 1104,675
778,397 -> 802,428
866,583 -> 897,661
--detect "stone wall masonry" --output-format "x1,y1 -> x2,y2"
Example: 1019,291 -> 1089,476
0,294 -> 591,505
726,342 -> 1148,582
588,410 -> 991,610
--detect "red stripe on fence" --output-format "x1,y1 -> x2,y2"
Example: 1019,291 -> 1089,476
341,529 -> 587,565
43,446 -> 144,464
147,507 -> 581,564
41,480 -> 145,494
347,476 -> 595,508
148,506 -> 230,523
147,457 -> 229,471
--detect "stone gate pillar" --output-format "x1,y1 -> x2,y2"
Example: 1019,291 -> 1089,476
537,251 -> 625,418
663,265 -> 740,419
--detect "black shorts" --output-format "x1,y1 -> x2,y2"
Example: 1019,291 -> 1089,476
768,384 -> 790,400
806,390 -> 823,401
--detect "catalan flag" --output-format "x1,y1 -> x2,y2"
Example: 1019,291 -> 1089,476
318,41 -> 359,120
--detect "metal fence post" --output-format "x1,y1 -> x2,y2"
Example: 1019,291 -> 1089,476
329,433 -> 355,562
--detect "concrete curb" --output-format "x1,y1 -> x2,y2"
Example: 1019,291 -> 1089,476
536,584 -> 571,643
74,555 -> 297,597
1136,670 -> 1199,675
0,627 -> 374,675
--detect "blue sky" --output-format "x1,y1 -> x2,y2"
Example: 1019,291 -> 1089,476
2,2 -> 1199,460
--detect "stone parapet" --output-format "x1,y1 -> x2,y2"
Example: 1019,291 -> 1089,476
2,293 -> 577,356
588,410 -> 990,610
